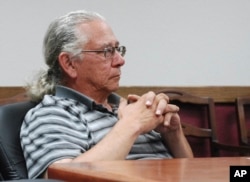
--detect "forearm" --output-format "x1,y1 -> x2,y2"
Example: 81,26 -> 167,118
72,119 -> 140,162
45,119 -> 141,178
162,128 -> 193,158
54,93 -> 171,163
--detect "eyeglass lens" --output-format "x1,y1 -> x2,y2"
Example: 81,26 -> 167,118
104,46 -> 126,58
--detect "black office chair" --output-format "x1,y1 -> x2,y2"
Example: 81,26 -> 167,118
0,101 -> 37,180
0,173 -> 3,181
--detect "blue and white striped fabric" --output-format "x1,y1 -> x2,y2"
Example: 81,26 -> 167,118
20,86 -> 171,179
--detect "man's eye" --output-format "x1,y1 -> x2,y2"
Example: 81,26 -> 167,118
106,47 -> 113,52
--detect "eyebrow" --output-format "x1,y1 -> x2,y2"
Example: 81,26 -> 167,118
103,41 -> 120,48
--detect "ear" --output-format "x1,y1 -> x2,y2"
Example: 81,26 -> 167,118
58,52 -> 77,78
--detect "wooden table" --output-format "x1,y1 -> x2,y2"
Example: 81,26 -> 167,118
48,157 -> 250,182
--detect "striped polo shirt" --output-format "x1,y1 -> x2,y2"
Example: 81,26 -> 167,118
20,85 -> 172,179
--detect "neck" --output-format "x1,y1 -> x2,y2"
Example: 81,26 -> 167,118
67,84 -> 112,109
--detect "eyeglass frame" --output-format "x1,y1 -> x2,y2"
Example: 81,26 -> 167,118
80,45 -> 126,58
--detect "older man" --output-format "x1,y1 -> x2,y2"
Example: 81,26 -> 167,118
20,10 -> 193,179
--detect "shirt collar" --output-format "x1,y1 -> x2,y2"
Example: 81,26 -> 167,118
55,85 -> 121,110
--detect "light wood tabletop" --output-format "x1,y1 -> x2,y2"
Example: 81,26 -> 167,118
48,157 -> 250,182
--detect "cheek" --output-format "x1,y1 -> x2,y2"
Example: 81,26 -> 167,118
78,57 -> 113,84
88,65 -> 111,82
98,69 -> 112,82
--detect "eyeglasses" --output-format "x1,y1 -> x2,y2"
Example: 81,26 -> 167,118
81,46 -> 126,58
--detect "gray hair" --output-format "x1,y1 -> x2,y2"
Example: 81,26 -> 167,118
26,10 -> 105,102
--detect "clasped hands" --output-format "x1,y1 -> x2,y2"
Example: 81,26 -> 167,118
118,91 -> 181,135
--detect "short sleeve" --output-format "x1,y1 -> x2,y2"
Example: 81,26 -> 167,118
20,95 -> 90,178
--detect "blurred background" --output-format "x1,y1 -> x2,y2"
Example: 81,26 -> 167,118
0,0 -> 249,86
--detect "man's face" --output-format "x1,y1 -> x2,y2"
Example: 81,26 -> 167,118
74,20 -> 125,94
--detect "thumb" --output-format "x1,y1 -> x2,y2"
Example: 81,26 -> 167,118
127,94 -> 140,104
119,97 -> 127,109
118,97 -> 127,119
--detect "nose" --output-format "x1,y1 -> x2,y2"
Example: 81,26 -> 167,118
112,52 -> 125,67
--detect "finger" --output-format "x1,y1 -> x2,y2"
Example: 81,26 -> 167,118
165,104 -> 179,113
155,98 -> 167,116
153,93 -> 169,116
117,98 -> 128,119
163,113 -> 173,126
127,94 -> 140,104
119,97 -> 127,110
155,93 -> 169,104
143,91 -> 156,107
163,112 -> 180,127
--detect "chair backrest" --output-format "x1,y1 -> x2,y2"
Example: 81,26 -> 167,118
157,90 -> 250,157
0,172 -> 3,181
236,97 -> 250,146
156,90 -> 218,157
0,101 -> 37,180
0,92 -> 29,105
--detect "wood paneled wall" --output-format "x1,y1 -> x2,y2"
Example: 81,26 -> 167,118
0,86 -> 250,103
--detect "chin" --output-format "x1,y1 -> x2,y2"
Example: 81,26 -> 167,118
110,83 -> 119,92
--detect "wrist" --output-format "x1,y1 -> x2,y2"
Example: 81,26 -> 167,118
162,125 -> 183,141
115,118 -> 141,139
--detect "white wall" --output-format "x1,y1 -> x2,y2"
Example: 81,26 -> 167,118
1,0 -> 250,86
